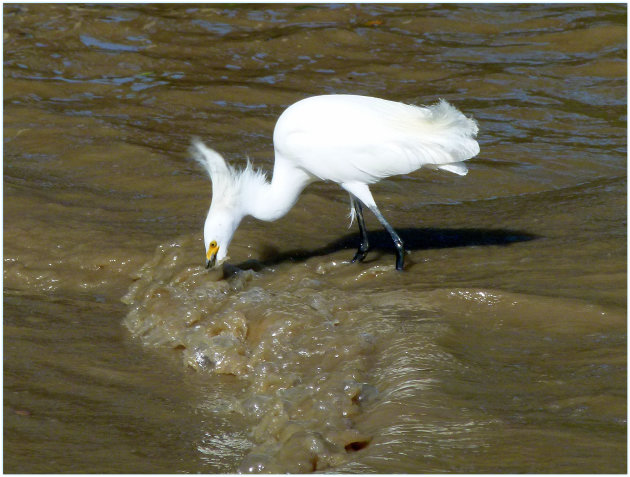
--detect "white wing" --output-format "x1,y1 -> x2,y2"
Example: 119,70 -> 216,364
273,95 -> 479,183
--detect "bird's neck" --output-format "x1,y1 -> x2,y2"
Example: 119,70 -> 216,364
245,154 -> 314,222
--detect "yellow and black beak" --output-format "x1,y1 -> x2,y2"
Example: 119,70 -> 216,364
205,241 -> 219,269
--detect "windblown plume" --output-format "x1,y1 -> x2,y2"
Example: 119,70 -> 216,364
190,139 -> 268,206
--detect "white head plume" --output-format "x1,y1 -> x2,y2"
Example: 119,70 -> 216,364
190,139 -> 268,267
191,139 -> 268,208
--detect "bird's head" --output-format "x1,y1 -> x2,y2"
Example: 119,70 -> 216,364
202,206 -> 240,269
191,140 -> 248,269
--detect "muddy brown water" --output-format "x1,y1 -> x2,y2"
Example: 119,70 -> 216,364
4,3 -> 626,473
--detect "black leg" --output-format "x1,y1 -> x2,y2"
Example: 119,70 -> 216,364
369,205 -> 406,271
350,196 -> 370,263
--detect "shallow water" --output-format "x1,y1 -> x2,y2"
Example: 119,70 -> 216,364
3,3 -> 626,473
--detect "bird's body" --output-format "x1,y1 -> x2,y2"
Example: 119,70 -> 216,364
192,94 -> 479,270
274,95 -> 476,183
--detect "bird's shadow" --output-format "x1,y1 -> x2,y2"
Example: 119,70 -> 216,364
235,227 -> 539,270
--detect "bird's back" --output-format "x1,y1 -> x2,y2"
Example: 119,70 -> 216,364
273,94 -> 479,183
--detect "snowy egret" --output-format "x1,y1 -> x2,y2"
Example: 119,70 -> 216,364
192,94 -> 479,271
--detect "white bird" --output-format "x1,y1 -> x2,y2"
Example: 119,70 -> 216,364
192,94 -> 479,271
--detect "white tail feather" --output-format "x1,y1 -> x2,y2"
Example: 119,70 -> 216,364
438,162 -> 468,176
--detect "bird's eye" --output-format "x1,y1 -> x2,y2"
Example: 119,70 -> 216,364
210,241 -> 217,248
